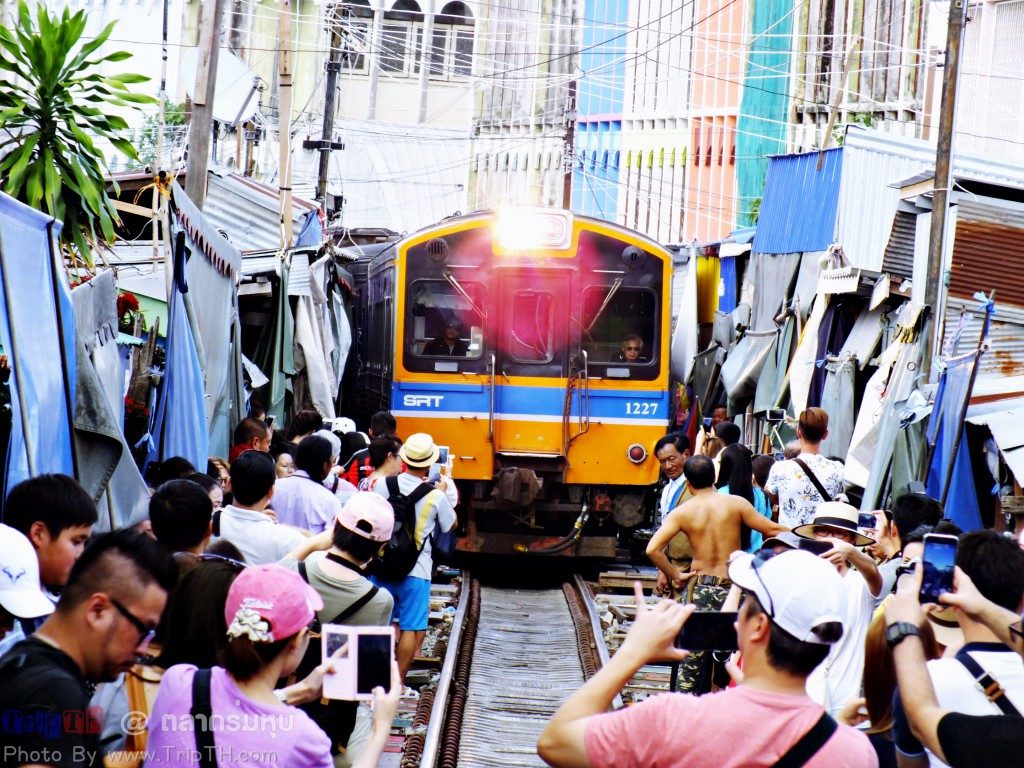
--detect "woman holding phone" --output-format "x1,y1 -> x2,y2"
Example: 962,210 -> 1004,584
143,564 -> 399,768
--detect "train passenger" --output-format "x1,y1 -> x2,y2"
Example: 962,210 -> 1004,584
611,333 -> 646,363
652,433 -> 694,600
646,455 -> 787,693
373,433 -> 457,683
423,319 -> 469,356
538,550 -> 876,768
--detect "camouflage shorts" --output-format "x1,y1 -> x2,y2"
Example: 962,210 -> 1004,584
674,579 -> 730,694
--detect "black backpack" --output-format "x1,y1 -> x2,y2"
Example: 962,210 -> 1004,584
371,476 -> 435,581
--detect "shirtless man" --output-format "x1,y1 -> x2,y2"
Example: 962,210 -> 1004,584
646,455 -> 788,692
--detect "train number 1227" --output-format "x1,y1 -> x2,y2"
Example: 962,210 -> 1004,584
626,402 -> 658,415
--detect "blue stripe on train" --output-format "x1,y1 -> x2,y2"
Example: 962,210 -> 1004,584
392,381 -> 669,421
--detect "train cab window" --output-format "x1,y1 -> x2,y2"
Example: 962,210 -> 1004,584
510,291 -> 555,363
582,287 -> 658,376
409,280 -> 484,360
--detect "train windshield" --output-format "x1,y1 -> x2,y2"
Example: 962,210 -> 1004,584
509,291 -> 555,363
581,287 -> 658,365
409,279 -> 485,359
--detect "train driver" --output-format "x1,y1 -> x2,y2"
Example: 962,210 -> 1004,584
423,318 -> 469,356
612,334 -> 646,363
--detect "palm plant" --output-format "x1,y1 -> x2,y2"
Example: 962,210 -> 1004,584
0,0 -> 156,265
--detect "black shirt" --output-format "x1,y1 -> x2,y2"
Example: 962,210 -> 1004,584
937,712 -> 1024,768
0,637 -> 100,767
422,337 -> 469,356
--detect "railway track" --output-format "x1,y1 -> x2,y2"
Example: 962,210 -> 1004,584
410,573 -> 611,768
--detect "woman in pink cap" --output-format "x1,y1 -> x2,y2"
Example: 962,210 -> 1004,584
143,563 -> 399,767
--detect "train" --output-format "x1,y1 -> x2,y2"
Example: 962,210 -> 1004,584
349,208 -> 673,557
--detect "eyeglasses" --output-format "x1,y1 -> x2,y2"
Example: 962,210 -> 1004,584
624,346 -> 641,352
110,597 -> 158,648
198,552 -> 247,570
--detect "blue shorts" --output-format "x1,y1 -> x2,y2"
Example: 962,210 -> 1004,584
371,575 -> 430,631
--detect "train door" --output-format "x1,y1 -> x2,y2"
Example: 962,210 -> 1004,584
492,269 -> 570,455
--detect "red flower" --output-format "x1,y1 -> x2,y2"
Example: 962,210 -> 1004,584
117,292 -> 140,318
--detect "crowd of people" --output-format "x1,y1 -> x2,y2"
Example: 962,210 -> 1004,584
0,408 -> 456,768
2,401 -> 1023,767
541,405 -> 1024,768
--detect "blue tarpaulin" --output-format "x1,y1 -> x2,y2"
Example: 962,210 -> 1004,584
753,148 -> 843,254
0,192 -> 76,493
926,351 -> 982,531
146,234 -> 209,472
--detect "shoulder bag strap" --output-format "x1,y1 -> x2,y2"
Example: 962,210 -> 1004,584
792,458 -> 832,503
190,668 -> 218,768
330,585 -> 381,625
772,712 -> 838,768
297,559 -> 309,583
956,649 -> 1023,716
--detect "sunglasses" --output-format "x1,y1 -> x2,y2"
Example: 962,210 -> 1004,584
624,346 -> 641,351
110,597 -> 158,649
750,548 -> 782,619
198,552 -> 247,570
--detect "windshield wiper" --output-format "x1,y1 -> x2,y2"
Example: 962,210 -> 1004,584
583,277 -> 623,335
444,269 -> 487,321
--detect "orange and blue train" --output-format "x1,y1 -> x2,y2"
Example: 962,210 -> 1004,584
354,208 -> 673,557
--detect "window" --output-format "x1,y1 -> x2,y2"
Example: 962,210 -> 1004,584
581,287 -> 658,366
342,20 -> 368,71
510,291 -> 554,363
380,24 -> 409,73
409,280 -> 485,359
428,1 -> 474,80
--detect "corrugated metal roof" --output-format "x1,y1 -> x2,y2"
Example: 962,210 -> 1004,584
240,249 -> 313,297
753,148 -> 842,254
203,171 -> 318,254
944,296 -> 1024,382
883,210 -> 916,279
949,200 -> 1024,308
966,404 -> 1024,484
835,127 -> 1024,270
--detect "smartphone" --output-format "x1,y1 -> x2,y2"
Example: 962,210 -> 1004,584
322,624 -> 395,701
919,534 -> 958,604
857,512 -> 876,530
798,538 -> 833,556
675,611 -> 739,652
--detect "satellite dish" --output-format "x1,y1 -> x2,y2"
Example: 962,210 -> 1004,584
180,48 -> 260,125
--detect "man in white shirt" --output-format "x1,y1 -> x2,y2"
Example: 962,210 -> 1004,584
892,529 -> 1024,767
271,434 -> 343,534
215,451 -> 308,565
793,501 -> 882,716
374,433 -> 457,682
652,433 -> 692,598
765,407 -> 845,528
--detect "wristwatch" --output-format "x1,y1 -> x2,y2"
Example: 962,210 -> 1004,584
885,621 -> 922,648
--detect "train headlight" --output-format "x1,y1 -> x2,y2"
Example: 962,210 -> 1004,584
627,443 -> 647,464
494,208 -> 573,252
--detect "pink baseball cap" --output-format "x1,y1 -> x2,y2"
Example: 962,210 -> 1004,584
336,492 -> 395,543
224,564 -> 323,642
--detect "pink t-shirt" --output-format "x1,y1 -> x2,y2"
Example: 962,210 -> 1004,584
143,665 -> 332,768
584,686 -> 878,768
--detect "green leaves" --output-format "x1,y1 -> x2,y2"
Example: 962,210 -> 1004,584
0,0 -> 156,266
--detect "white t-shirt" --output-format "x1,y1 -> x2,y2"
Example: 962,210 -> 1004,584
659,475 -> 686,525
806,567 -> 876,716
765,452 -> 845,528
897,643 -> 1024,768
214,504 -> 307,566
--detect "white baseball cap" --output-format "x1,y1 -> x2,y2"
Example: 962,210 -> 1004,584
728,549 -> 846,645
0,524 -> 55,619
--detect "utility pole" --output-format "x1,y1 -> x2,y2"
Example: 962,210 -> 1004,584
184,0 -> 228,208
562,78 -> 577,210
277,0 -> 295,248
308,7 -> 346,210
922,0 -> 970,380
